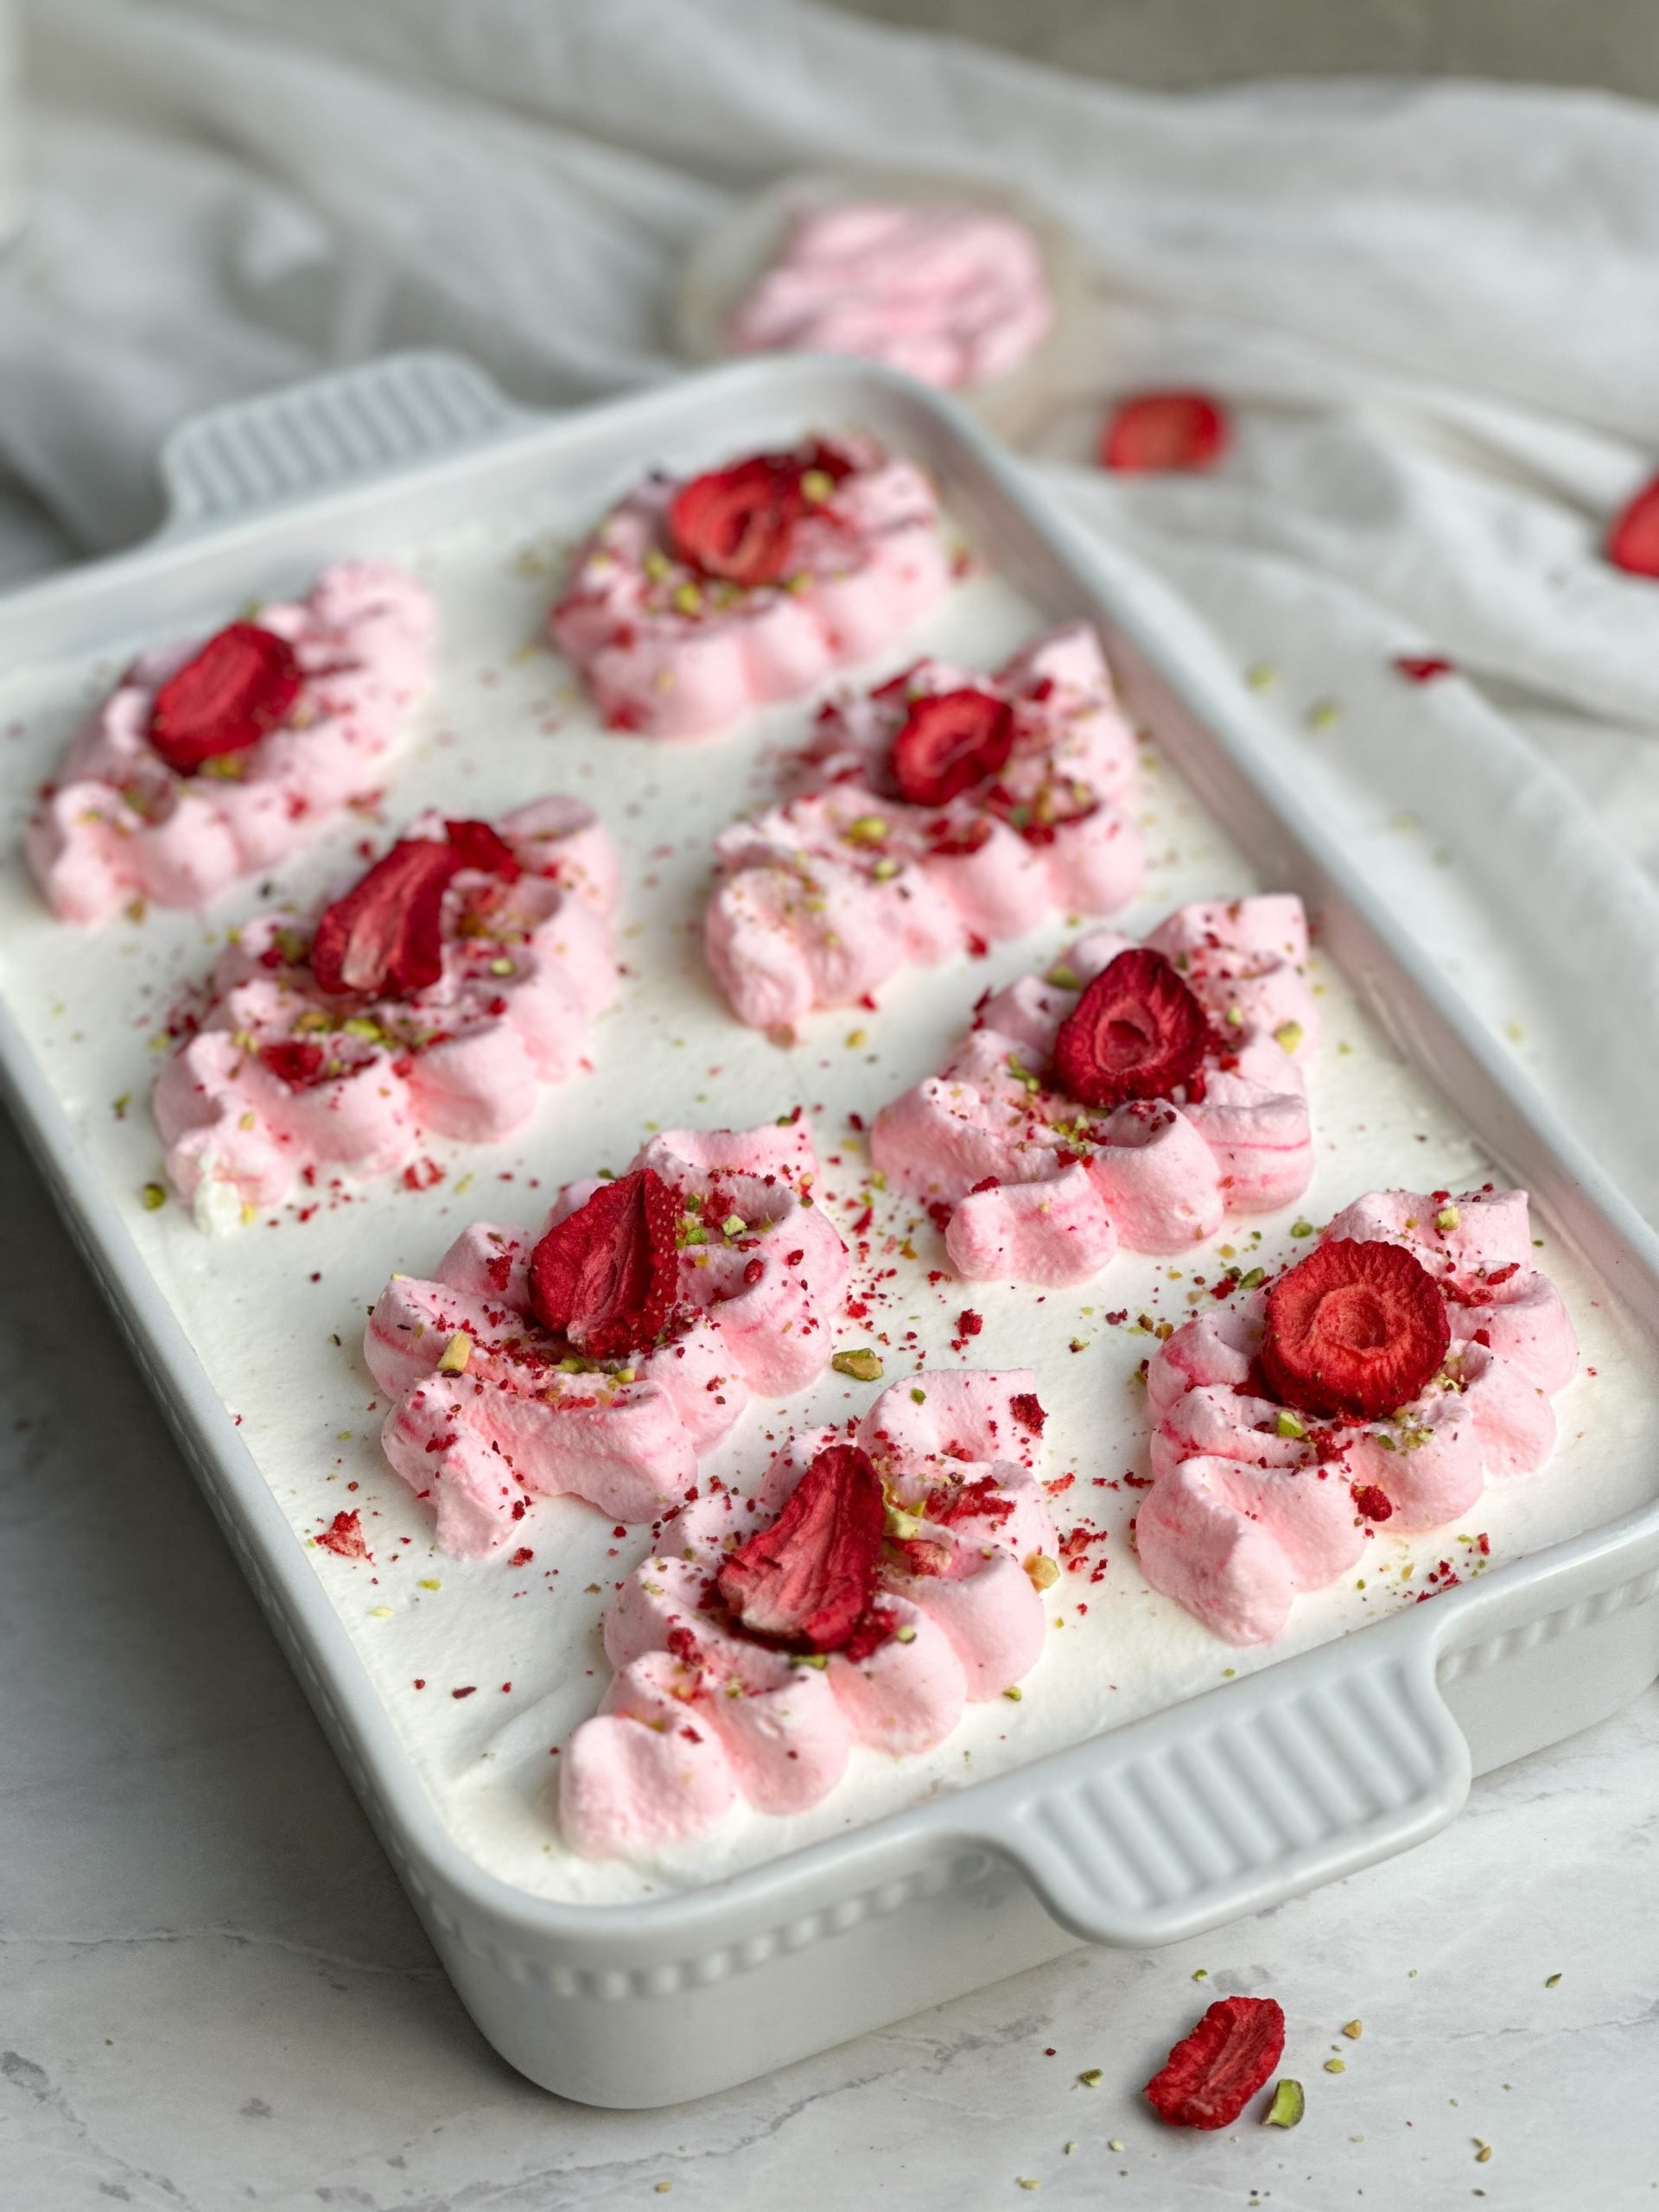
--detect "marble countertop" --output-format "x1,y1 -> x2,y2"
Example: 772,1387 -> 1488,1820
4,1090 -> 1656,2212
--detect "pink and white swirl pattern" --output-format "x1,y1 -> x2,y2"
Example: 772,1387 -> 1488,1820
558,1370 -> 1058,1860
29,562 -> 433,925
871,894 -> 1316,1282
550,435 -> 949,741
1136,1185 -> 1579,1646
154,798 -> 618,1227
705,624 -> 1143,1034
364,1122 -> 852,1555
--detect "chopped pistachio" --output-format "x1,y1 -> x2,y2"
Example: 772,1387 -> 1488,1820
1435,1205 -> 1460,1231
871,856 -> 900,880
1077,2069 -> 1103,2088
800,468 -> 835,503
791,1652 -> 829,1669
1323,2057 -> 1346,2074
671,582 -> 702,616
1245,661 -> 1277,690
1545,1972 -> 1562,1987
489,956 -> 516,977
1238,1266 -> 1267,1290
893,1624 -> 917,1643
1276,1409 -> 1306,1440
1274,1020 -> 1305,1052
910,1386 -> 926,1404
1342,2018 -> 1363,2039
844,814 -> 889,846
1002,1684 -> 1023,1702
844,1028 -> 868,1049
831,1348 -> 884,1382
437,1330 -> 473,1375
1306,697 -> 1342,731
1025,1554 -> 1060,1592
1045,962 -> 1081,990
1289,1218 -> 1315,1238
721,1213 -> 747,1238
1224,1003 -> 1244,1028
1263,2078 -> 1305,2129
141,1181 -> 168,1211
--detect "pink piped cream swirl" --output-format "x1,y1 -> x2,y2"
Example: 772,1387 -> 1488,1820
550,433 -> 949,741
1135,1185 -> 1578,1645
153,798 -> 619,1228
558,1370 -> 1057,1860
728,201 -> 1053,391
29,562 -> 433,925
705,624 -> 1142,1034
871,894 -> 1317,1282
364,1122 -> 851,1555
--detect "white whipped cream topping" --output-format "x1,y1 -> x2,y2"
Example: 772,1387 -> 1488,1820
2,492 -> 1655,1910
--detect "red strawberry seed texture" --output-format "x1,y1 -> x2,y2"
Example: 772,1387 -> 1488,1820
1145,1994 -> 1286,2129
890,689 -> 1015,807
716,1441 -> 887,1655
148,622 -> 302,774
527,1168 -> 679,1361
1261,1237 -> 1450,1420
1052,948 -> 1209,1109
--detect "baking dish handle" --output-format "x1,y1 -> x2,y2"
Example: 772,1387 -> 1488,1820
155,352 -> 538,542
968,1608 -> 1470,1948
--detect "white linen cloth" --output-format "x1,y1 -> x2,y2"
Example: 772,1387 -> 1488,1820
4,0 -> 1657,1215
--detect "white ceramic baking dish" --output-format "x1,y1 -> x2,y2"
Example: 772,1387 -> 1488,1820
3,353 -> 1656,2109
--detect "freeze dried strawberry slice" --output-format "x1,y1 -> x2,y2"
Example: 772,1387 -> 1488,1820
148,622 -> 302,773
527,1167 -> 678,1359
668,456 -> 807,587
311,838 -> 462,999
444,817 -> 523,881
890,689 -> 1015,807
1261,1238 -> 1450,1420
715,1441 -> 886,1654
258,1038 -> 330,1090
1145,1995 -> 1286,2129
1052,948 -> 1208,1108
1100,391 -> 1230,474
1608,476 -> 1659,577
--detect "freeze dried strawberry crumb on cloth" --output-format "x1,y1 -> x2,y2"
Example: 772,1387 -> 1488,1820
364,1121 -> 851,1554
549,433 -> 950,739
154,799 -> 618,1230
705,623 -> 1142,1033
872,893 -> 1316,1283
29,562 -> 433,925
557,1370 -> 1057,1858
1137,1185 -> 1579,1644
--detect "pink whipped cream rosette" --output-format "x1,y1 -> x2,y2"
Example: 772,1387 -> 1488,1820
364,1121 -> 851,1556
728,201 -> 1054,392
29,562 -> 433,925
549,433 -> 950,740
155,798 -> 618,1228
1135,1185 -> 1579,1646
704,623 -> 1143,1034
558,1369 -> 1058,1860
871,893 -> 1317,1285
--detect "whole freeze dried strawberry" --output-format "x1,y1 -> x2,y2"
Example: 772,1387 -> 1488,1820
527,1167 -> 679,1360
1145,1994 -> 1286,2129
890,689 -> 1015,807
1261,1237 -> 1450,1420
1099,391 -> 1230,474
716,1441 -> 886,1654
1052,947 -> 1208,1108
148,621 -> 302,773
1608,475 -> 1659,578
310,839 -> 463,998
309,820 -> 518,999
668,456 -> 806,587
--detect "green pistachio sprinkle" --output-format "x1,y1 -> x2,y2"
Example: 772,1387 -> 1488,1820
1289,1219 -> 1315,1238
1239,1266 -> 1267,1290
871,856 -> 900,880
1276,1409 -> 1306,1439
1045,963 -> 1081,990
721,1214 -> 747,1237
1274,1020 -> 1304,1052
141,1182 -> 167,1211
831,1348 -> 883,1382
1436,1205 -> 1460,1231
1264,2079 -> 1306,2129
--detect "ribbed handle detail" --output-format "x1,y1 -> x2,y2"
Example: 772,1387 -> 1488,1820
156,352 -> 528,537
985,1631 -> 1469,1945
